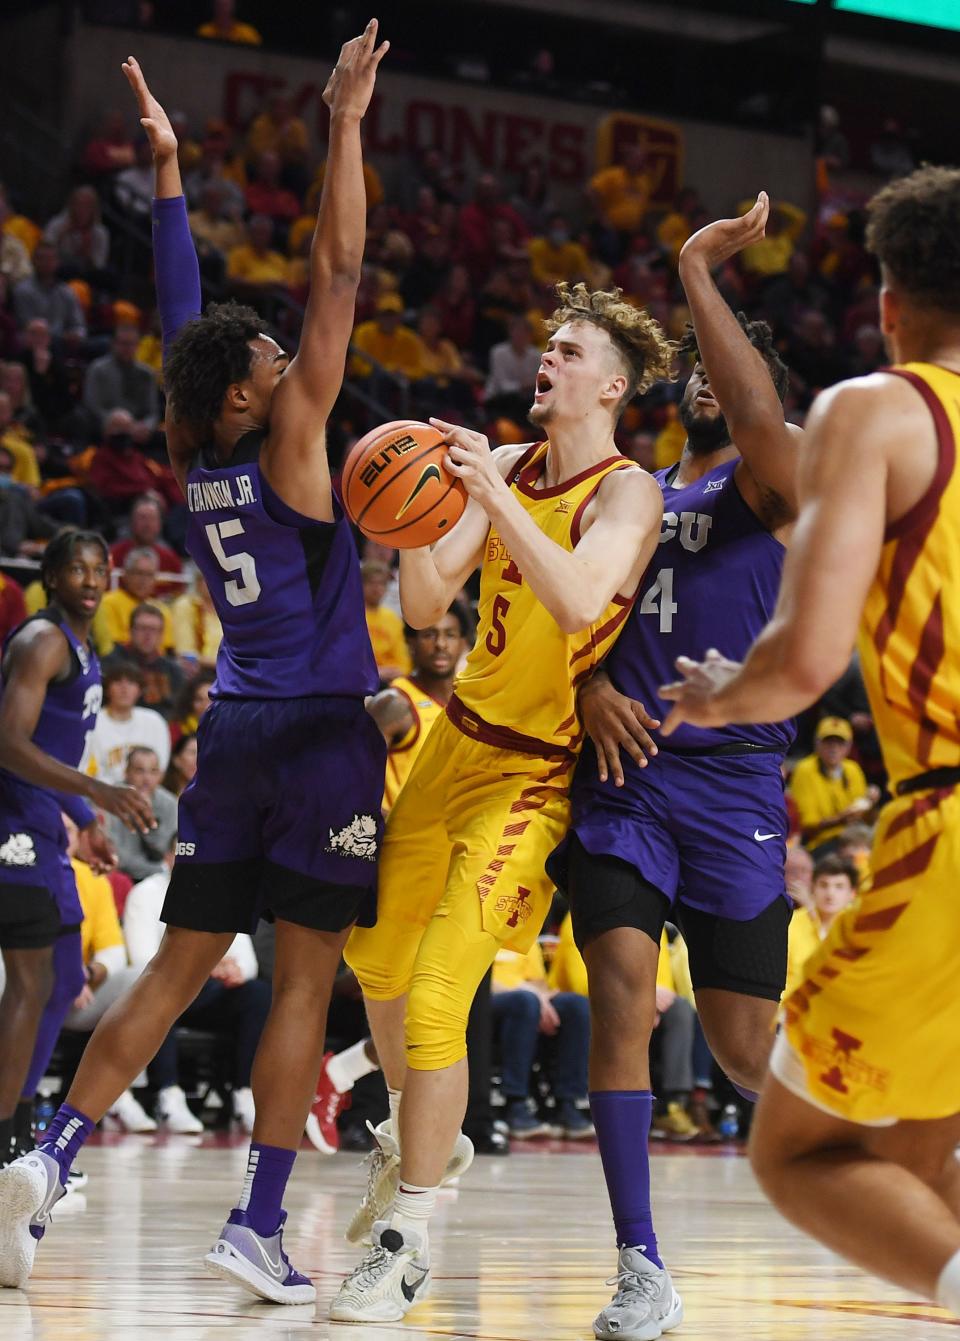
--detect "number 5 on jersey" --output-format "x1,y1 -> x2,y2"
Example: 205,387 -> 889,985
639,567 -> 677,634
205,519 -> 261,607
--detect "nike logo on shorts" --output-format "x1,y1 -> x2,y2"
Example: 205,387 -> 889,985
753,829 -> 781,843
401,1266 -> 429,1302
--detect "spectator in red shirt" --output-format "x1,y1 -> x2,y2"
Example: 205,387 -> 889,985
88,409 -> 180,513
434,263 -> 476,350
82,109 -> 136,179
244,151 -> 301,227
456,174 -> 528,281
0,571 -> 27,644
110,494 -> 183,592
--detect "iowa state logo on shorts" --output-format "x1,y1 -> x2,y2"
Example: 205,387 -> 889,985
326,814 -> 379,862
0,833 -> 37,867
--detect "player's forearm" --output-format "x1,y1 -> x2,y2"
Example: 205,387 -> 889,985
707,619 -> 835,725
484,487 -> 610,633
312,113 -> 365,291
399,548 -> 454,629
0,736 -> 97,800
152,195 -> 202,359
679,254 -> 785,439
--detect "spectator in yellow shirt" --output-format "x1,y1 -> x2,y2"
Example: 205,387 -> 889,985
0,184 -> 41,255
93,549 -> 174,656
196,0 -> 262,45
492,932 -> 593,1140
657,188 -> 705,270
362,560 -> 411,683
527,214 -> 591,287
227,215 -> 289,290
246,93 -> 309,191
739,198 -> 807,279
785,854 -> 858,997
590,144 -> 652,237
351,293 -> 427,382
170,574 -> 222,670
788,716 -> 879,855
0,392 -> 39,487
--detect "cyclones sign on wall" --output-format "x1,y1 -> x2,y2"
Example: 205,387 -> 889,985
66,27 -> 808,213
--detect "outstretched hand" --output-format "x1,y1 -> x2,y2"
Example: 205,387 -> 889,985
121,55 -> 177,161
322,18 -> 389,120
658,648 -> 742,735
679,191 -> 770,272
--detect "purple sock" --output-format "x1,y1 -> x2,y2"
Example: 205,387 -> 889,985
235,1143 -> 297,1236
731,1082 -> 759,1104
37,1103 -> 95,1186
589,1090 -> 662,1268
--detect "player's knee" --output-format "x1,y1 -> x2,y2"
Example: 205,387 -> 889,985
589,967 -> 656,1043
711,1034 -> 771,1094
405,977 -> 469,1071
2,951 -> 54,1005
344,925 -> 414,1001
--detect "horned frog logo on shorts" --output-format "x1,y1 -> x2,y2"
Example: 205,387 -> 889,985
326,814 -> 378,862
0,833 -> 37,867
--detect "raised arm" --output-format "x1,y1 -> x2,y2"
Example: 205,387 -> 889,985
264,21 -> 388,490
122,56 -> 202,487
678,193 -> 800,521
659,374 -> 932,732
434,421 -> 662,632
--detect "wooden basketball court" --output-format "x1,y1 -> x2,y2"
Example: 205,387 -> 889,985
0,1134 -> 951,1339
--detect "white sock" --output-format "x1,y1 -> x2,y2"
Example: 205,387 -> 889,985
326,1039 -> 379,1094
391,1181 -> 437,1253
937,1248 -> 960,1315
388,1087 -> 402,1142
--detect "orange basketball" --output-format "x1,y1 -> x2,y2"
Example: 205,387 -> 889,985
341,420 -> 467,547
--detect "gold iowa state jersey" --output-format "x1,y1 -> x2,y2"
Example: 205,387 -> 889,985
451,442 -> 638,756
858,362 -> 960,790
383,675 -> 445,811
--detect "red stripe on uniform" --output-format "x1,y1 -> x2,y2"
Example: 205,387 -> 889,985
906,592 -> 945,767
868,832 -> 940,892
503,820 -> 530,835
570,600 -> 635,667
883,787 -> 951,840
853,902 -> 910,933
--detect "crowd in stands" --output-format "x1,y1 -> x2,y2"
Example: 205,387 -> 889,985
0,5 -> 910,1146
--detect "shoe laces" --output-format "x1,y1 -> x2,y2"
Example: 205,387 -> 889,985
605,1266 -> 661,1306
344,1243 -> 395,1290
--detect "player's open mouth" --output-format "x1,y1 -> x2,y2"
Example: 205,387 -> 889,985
80,595 -> 98,610
695,390 -> 718,408
534,372 -> 553,401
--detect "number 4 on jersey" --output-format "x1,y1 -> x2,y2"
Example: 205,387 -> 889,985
205,519 -> 261,607
639,567 -> 677,634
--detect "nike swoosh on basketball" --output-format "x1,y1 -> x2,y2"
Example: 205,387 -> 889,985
401,1266 -> 429,1302
753,829 -> 781,842
395,463 -> 442,520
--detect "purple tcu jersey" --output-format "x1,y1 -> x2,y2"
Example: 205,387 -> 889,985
0,610 -> 102,841
607,457 -> 794,752
185,430 -> 377,700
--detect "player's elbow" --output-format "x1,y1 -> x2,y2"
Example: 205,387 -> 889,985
554,594 -> 606,635
400,594 -> 445,631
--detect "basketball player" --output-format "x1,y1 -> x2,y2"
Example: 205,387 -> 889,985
0,532 -> 151,1171
0,29 -> 389,1301
307,604 -> 471,1155
369,603 -> 471,811
660,164 -> 960,1317
331,283 -> 669,1323
544,195 -> 801,1340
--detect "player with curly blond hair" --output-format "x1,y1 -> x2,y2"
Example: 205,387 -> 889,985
331,287 -> 667,1324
